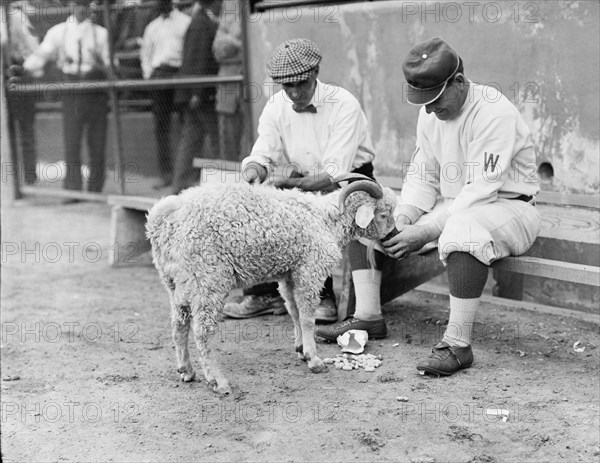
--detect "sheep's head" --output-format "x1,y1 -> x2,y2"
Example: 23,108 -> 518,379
335,175 -> 397,240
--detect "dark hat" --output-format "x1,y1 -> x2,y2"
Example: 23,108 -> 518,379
267,38 -> 322,84
402,37 -> 461,105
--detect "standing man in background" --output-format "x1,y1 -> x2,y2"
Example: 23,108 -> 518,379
212,0 -> 244,162
171,0 -> 221,194
2,0 -> 39,185
141,0 -> 191,189
24,0 -> 110,194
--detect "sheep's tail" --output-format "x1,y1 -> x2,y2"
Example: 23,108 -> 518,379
145,194 -> 183,239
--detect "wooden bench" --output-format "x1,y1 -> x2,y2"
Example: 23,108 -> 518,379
107,195 -> 157,265
338,177 -> 600,319
107,161 -> 599,319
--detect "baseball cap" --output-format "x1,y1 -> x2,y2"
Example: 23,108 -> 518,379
402,37 -> 461,105
267,38 -> 322,84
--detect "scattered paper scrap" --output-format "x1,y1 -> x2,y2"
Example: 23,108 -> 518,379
486,408 -> 510,422
392,343 -> 399,347
324,353 -> 382,372
573,341 -> 586,353
337,330 -> 369,354
517,350 -> 527,357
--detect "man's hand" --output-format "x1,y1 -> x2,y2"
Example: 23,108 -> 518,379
6,65 -> 25,91
382,222 -> 440,260
242,162 -> 267,185
189,94 -> 200,110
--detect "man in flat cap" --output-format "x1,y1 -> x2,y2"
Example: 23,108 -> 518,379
379,37 -> 541,376
223,38 -> 386,337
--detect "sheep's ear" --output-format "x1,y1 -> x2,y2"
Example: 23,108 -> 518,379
355,204 -> 375,228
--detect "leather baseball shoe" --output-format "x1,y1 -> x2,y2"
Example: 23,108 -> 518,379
416,341 -> 473,376
315,317 -> 387,342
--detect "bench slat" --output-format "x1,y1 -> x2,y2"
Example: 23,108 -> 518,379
492,256 -> 600,286
107,195 -> 157,210
192,158 -> 241,172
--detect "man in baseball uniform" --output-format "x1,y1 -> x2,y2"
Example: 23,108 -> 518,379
321,37 -> 542,376
382,37 -> 542,376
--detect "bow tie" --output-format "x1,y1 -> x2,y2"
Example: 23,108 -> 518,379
293,104 -> 317,114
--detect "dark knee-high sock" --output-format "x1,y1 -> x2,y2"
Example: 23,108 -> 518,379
347,241 -> 385,320
443,252 -> 489,346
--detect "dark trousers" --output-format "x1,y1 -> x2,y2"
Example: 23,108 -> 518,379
245,278 -> 335,301
242,162 -> 376,301
218,112 -> 243,162
172,103 -> 218,194
150,66 -> 183,184
62,89 -> 109,192
7,93 -> 37,184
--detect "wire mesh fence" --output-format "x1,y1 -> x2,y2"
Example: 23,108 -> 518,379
2,0 -> 251,199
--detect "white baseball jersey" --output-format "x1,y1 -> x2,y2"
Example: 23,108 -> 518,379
400,83 -> 540,230
399,83 -> 541,265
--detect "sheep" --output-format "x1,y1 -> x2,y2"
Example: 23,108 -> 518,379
146,174 -> 397,395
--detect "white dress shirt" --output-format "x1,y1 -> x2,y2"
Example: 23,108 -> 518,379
24,16 -> 109,78
140,9 -> 191,79
242,79 -> 376,177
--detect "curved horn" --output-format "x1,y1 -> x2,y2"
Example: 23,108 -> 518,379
332,173 -> 376,185
338,180 -> 383,213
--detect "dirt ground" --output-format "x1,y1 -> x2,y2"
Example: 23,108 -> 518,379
1,198 -> 599,462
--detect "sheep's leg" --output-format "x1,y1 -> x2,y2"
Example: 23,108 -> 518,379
191,310 -> 231,395
293,284 -> 327,373
278,280 -> 304,360
171,304 -> 195,382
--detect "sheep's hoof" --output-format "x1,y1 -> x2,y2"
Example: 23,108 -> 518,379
180,371 -> 196,382
295,345 -> 307,361
213,380 -> 232,395
178,368 -> 196,382
308,358 -> 327,373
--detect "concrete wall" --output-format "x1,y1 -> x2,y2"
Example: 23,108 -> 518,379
245,0 -> 600,194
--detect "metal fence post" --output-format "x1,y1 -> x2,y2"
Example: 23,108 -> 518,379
102,0 -> 125,195
240,0 -> 254,153
1,1 -> 22,202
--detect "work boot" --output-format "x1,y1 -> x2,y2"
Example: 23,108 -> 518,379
416,341 -> 474,376
222,294 -> 287,319
315,317 -> 387,342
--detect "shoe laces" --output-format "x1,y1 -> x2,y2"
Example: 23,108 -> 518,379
430,344 -> 463,366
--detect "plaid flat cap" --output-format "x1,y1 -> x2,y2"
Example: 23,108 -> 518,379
267,38 -> 322,84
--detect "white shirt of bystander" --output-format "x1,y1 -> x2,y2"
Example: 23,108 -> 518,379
24,15 -> 109,78
140,8 -> 191,79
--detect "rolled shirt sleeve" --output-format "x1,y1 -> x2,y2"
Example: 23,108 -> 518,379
24,24 -> 62,77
